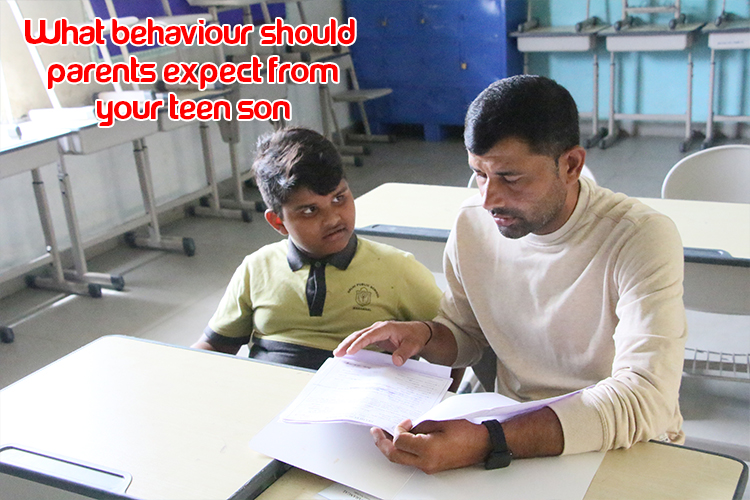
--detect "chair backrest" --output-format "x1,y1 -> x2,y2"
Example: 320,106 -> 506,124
467,164 -> 596,188
661,145 -> 750,203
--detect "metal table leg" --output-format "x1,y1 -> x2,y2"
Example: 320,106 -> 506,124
26,166 -> 102,297
585,52 -> 608,148
702,48 -> 718,149
600,51 -> 620,149
680,50 -> 701,152
56,154 -> 124,290
125,138 -> 196,256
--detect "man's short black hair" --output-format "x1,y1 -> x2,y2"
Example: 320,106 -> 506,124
464,75 -> 580,158
252,127 -> 344,216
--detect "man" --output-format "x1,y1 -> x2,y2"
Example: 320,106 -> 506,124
334,75 -> 687,474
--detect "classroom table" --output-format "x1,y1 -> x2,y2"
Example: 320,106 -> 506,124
0,335 -> 746,500
1,124 -> 106,345
701,19 -> 750,149
1,128 -> 67,344
0,335 -> 314,500
355,182 -> 750,314
598,22 -> 706,152
510,23 -> 609,147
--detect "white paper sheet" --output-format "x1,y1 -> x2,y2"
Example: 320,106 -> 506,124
251,416 -> 605,500
413,390 -> 582,426
281,352 -> 452,432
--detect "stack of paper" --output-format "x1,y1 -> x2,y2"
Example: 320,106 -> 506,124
250,351 -> 605,500
280,350 -> 452,431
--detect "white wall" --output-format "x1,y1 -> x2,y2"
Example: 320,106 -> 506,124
0,0 -> 349,285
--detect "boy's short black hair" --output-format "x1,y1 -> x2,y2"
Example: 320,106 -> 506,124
252,127 -> 345,216
464,75 -> 580,159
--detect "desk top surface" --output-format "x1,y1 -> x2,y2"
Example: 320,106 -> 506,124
1,336 -> 746,500
354,183 -> 750,261
257,441 -> 746,500
511,25 -> 609,37
0,336 -> 314,500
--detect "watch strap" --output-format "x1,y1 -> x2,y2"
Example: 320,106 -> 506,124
482,419 -> 513,469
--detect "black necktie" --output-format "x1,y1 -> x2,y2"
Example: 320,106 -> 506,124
306,260 -> 326,317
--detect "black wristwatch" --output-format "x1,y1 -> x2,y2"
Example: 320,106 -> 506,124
482,419 -> 513,469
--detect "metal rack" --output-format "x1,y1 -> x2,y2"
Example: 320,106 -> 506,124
684,348 -> 750,382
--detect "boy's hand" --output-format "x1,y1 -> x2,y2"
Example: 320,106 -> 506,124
333,321 -> 431,366
371,419 -> 491,475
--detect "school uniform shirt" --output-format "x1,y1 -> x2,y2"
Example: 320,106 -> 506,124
436,176 -> 687,455
205,236 -> 442,352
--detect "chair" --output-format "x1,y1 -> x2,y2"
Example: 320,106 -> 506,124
661,144 -> 750,382
661,145 -> 750,203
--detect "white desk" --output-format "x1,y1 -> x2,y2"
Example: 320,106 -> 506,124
257,439 -> 748,500
510,23 -> 609,147
355,182 -> 750,260
598,22 -> 706,152
1,336 -> 746,500
0,336 -> 313,499
702,19 -> 750,148
355,183 -> 750,312
1,125 -> 107,345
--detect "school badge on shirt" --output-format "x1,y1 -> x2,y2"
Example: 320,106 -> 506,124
348,283 -> 379,311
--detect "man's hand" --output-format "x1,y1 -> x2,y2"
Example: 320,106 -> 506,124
333,321 -> 432,366
371,419 -> 492,475
334,320 -> 458,366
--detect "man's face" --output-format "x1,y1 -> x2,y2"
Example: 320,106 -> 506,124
266,179 -> 356,259
469,137 -> 581,239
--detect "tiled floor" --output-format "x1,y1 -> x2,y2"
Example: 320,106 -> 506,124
1,133 -> 748,488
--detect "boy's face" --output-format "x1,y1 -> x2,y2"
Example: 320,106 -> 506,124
265,180 -> 356,259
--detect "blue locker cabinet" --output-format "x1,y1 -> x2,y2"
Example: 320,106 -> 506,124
345,0 -> 526,141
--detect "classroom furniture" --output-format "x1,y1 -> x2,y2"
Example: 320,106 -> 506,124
0,126 -> 105,345
11,0 -> 198,272
318,51 -> 393,165
98,0 -> 253,223
0,335 -> 314,500
701,17 -> 750,149
616,0 -> 686,32
354,182 -> 750,377
598,1 -> 704,152
355,182 -> 750,266
662,144 -> 750,203
5,1 -> 129,296
344,0 -> 527,141
75,0 -> 225,254
662,145 -> 750,382
510,1 -> 609,148
1,335 -> 746,500
256,438 -> 747,500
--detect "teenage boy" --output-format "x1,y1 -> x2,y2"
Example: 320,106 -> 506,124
335,76 -> 687,473
192,127 -> 443,371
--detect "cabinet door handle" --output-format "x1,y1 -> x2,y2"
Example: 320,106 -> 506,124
380,18 -> 387,27
461,62 -> 468,70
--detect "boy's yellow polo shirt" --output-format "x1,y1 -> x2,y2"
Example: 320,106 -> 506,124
205,237 -> 442,352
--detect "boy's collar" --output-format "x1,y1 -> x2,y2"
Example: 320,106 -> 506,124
286,234 -> 358,271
